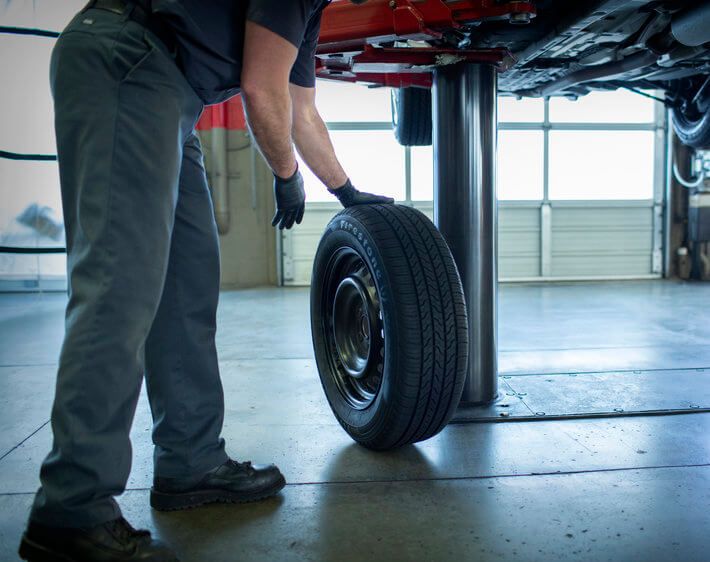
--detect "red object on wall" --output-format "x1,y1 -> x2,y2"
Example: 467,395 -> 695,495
196,95 -> 248,131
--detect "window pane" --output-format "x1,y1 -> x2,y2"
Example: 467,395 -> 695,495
0,0 -> 86,30
549,90 -> 656,123
549,131 -> 655,200
0,35 -> 57,155
0,159 -> 62,235
0,160 -> 64,281
300,130 -> 405,202
411,132 -> 544,202
316,80 -> 392,123
411,146 -> 433,201
499,130 -> 544,200
498,96 -> 544,123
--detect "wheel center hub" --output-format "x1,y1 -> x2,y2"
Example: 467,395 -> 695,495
332,276 -> 374,379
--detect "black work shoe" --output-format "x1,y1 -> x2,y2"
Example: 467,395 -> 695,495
18,517 -> 179,562
150,459 -> 286,511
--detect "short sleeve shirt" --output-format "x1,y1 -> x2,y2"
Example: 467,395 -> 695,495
150,0 -> 329,105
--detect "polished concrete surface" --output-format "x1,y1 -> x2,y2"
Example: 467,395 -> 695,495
1,281 -> 709,561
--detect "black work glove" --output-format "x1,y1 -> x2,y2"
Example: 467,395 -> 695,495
272,168 -> 306,230
328,179 -> 395,208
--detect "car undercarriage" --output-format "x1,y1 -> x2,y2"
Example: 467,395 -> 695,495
318,0 -> 710,148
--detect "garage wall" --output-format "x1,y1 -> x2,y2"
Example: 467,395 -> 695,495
199,130 -> 278,289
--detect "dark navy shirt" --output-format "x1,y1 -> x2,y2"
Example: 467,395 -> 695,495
149,0 -> 329,105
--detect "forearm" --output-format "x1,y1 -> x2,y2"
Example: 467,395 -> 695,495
242,88 -> 297,178
292,108 -> 348,190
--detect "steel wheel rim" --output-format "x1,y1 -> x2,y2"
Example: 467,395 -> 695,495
322,248 -> 384,410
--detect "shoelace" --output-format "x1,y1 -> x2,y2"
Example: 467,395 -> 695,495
226,459 -> 255,475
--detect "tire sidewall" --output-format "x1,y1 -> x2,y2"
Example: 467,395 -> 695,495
672,108 -> 710,149
311,212 -> 400,439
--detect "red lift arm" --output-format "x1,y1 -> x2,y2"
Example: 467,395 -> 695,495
317,0 -> 536,88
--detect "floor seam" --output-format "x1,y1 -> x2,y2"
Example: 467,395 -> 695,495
0,420 -> 50,463
5,461 -> 707,496
279,462 -> 710,486
0,363 -> 58,369
500,366 -> 710,377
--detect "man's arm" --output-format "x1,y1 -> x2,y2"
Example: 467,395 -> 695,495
290,84 -> 348,189
240,21 -> 298,179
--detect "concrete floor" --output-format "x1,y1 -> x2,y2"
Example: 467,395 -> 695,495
1,280 -> 709,562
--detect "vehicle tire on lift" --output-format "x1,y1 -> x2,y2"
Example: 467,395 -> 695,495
391,87 -> 433,146
672,107 -> 710,149
670,77 -> 710,149
310,204 -> 468,450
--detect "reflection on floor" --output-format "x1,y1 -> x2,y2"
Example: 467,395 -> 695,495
1,281 -> 709,562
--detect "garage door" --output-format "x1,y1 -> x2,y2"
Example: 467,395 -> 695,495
281,84 -> 666,285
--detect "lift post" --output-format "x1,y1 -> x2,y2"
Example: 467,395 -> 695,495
433,64 -> 499,406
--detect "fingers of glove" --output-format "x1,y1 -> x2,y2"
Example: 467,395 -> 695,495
272,210 -> 284,227
296,204 -> 305,225
278,211 -> 290,230
283,210 -> 297,230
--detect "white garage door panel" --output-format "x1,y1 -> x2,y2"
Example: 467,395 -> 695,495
551,255 -> 653,277
499,207 -> 541,279
283,206 -> 338,285
551,206 -> 654,277
284,204 -> 547,286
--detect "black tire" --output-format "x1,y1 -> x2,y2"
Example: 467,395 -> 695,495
391,87 -> 433,146
670,76 -> 710,149
672,107 -> 710,149
310,204 -> 468,450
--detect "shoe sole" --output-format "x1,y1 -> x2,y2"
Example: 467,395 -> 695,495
19,535 -> 180,562
150,475 -> 287,512
19,536 -> 180,562
19,536 -> 75,562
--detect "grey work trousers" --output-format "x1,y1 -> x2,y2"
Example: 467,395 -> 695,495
31,6 -> 228,527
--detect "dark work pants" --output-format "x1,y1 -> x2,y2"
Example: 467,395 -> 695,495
31,6 -> 228,527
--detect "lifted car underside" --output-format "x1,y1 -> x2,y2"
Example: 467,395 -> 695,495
318,0 -> 709,95
318,0 -> 710,147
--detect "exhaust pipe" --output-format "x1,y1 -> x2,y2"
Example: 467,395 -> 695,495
672,2 -> 710,47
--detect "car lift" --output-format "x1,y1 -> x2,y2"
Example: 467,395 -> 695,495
318,0 -> 538,407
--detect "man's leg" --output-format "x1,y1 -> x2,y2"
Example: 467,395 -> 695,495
30,8 -> 203,527
144,133 -> 228,478
144,137 -> 286,512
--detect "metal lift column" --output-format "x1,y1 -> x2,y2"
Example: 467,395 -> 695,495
433,64 -> 498,405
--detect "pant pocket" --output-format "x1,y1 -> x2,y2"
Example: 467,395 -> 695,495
120,42 -> 157,83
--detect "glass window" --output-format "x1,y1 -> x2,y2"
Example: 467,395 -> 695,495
0,160 -> 64,281
0,0 -> 86,30
499,130 -> 545,200
548,130 -> 655,200
300,130 -> 405,202
0,159 -> 62,233
498,96 -> 544,123
549,90 -> 656,123
315,80 -> 393,123
410,131 -> 545,202
411,146 -> 433,201
0,35 -> 57,155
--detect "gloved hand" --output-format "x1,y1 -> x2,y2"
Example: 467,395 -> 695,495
328,179 -> 395,208
272,168 -> 306,230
